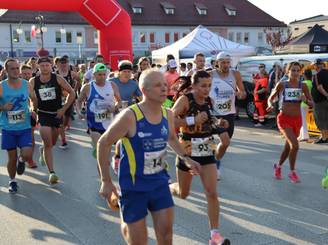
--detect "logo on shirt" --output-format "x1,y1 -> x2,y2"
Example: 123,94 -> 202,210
138,132 -> 152,138
161,125 -> 168,136
143,139 -> 153,151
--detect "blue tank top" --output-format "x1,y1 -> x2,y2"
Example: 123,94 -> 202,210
86,81 -> 115,131
119,104 -> 169,191
0,79 -> 31,131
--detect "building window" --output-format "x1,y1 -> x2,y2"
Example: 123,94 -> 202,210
228,32 -> 234,41
195,3 -> 208,15
320,25 -> 325,28
174,32 -> 179,42
308,26 -> 312,29
149,32 -> 155,43
76,32 -> 83,44
165,32 -> 170,43
161,2 -> 175,15
183,33 -> 188,37
24,30 -> 31,43
140,32 -> 146,43
66,32 -> 72,43
132,7 -> 142,14
55,31 -> 61,43
294,27 -> 299,31
94,31 -> 98,44
244,32 -> 249,44
236,32 -> 241,43
258,32 -> 263,43
13,30 -> 20,43
132,31 -> 138,43
225,8 -> 236,16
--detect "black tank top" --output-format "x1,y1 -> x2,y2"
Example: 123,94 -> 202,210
34,73 -> 62,112
180,93 -> 214,138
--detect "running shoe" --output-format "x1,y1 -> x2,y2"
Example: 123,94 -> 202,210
39,146 -> 45,166
59,142 -> 68,150
16,157 -> 26,175
273,164 -> 282,180
321,167 -> 328,189
111,156 -> 120,175
49,173 -> 59,185
217,169 -> 221,181
92,148 -> 97,159
27,160 -> 37,169
8,181 -> 18,194
314,138 -> 328,144
209,231 -> 230,245
288,171 -> 300,183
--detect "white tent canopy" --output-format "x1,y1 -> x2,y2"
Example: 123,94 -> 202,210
152,25 -> 256,65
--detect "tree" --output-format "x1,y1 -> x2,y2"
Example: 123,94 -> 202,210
264,27 -> 292,53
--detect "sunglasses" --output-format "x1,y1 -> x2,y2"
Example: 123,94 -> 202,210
259,66 -> 265,69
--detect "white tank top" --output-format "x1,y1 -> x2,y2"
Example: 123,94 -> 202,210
210,70 -> 237,116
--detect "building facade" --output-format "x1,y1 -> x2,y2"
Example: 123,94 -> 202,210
289,15 -> 328,38
0,0 -> 287,61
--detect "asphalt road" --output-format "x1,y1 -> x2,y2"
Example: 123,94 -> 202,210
0,117 -> 327,245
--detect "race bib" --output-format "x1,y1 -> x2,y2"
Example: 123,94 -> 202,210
143,149 -> 166,175
95,109 -> 112,123
214,99 -> 232,114
285,88 -> 302,101
7,110 -> 26,124
39,87 -> 56,101
191,137 -> 214,157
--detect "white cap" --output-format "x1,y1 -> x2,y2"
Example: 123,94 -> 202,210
168,59 -> 177,68
216,51 -> 231,60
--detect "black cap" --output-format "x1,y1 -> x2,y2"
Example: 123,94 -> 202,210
58,56 -> 68,64
37,57 -> 52,64
315,58 -> 323,65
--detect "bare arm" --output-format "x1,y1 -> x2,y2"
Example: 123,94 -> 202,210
317,84 -> 328,98
27,81 -> 38,111
111,81 -> 121,109
76,83 -> 89,116
267,81 -> 283,110
302,83 -> 314,107
234,70 -> 247,99
57,75 -> 76,112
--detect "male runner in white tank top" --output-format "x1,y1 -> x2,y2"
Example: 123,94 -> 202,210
210,52 -> 246,179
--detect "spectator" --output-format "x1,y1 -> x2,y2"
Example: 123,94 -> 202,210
179,62 -> 188,76
312,59 -> 328,144
299,69 -> 313,142
84,54 -> 104,83
253,67 -> 269,126
164,59 -> 179,100
187,62 -> 193,71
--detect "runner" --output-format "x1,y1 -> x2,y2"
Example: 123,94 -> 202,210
267,61 -> 313,183
97,69 -> 201,245
30,57 -> 75,184
20,64 -> 37,168
0,58 -> 37,193
169,70 -> 230,245
210,52 -> 246,179
77,63 -> 121,171
187,52 -> 206,77
56,56 -> 80,149
110,60 -> 142,174
84,54 -> 104,84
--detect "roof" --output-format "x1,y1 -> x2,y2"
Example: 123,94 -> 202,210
289,24 -> 328,45
290,15 -> 328,24
0,0 -> 286,27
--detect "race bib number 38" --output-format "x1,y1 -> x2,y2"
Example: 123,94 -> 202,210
7,110 -> 25,124
143,149 -> 166,175
39,87 -> 56,101
191,137 -> 214,157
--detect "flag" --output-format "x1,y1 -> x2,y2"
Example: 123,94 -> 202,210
31,25 -> 37,38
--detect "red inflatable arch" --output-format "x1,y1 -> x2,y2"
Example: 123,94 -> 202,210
0,0 -> 133,70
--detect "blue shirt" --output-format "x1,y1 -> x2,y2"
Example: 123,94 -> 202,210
0,79 -> 31,131
119,104 -> 169,191
110,78 -> 142,105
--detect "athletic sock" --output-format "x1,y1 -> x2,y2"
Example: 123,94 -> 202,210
210,229 -> 220,237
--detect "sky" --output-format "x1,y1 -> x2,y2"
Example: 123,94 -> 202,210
248,0 -> 328,24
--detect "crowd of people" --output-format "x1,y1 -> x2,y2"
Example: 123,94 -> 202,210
1,51 -> 328,245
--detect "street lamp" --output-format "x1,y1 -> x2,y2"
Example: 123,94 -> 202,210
76,36 -> 83,59
35,14 -> 47,49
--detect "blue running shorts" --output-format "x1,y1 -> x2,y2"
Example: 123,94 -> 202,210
119,183 -> 174,223
1,128 -> 32,150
